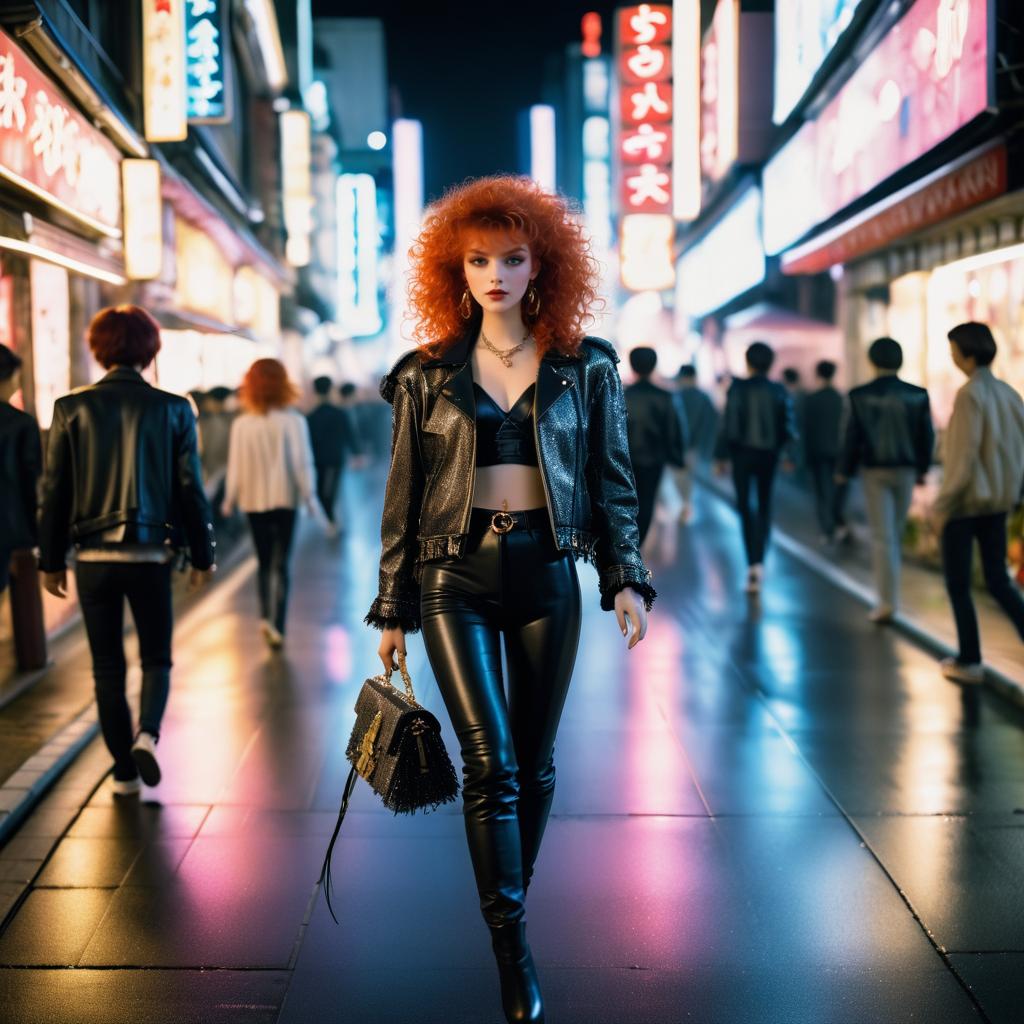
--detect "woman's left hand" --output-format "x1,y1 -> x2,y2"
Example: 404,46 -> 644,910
614,587 -> 648,649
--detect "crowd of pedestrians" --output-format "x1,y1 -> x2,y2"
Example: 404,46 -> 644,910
623,323 -> 1024,684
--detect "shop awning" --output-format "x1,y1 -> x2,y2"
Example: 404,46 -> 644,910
0,213 -> 126,286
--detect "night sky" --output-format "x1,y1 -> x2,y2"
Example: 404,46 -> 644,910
310,1 -> 623,199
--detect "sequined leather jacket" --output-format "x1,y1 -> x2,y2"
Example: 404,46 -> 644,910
365,335 -> 655,633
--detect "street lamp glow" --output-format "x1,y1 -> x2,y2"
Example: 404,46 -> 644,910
367,131 -> 387,151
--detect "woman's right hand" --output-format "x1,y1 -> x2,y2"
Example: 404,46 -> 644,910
378,627 -> 407,673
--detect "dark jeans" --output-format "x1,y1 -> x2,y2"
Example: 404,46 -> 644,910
247,508 -> 298,633
420,508 -> 582,929
942,512 -> 1024,664
315,463 -> 343,524
732,446 -> 779,566
807,456 -> 848,537
632,463 -> 664,546
76,561 -> 173,781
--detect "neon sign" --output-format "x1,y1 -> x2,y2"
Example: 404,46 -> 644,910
143,0 -> 187,142
185,0 -> 229,123
0,28 -> 122,236
616,3 -> 676,291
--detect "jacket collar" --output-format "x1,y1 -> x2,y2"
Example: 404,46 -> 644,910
430,330 -> 576,421
100,367 -> 149,385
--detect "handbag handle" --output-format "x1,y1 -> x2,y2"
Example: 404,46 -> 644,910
386,649 -> 418,703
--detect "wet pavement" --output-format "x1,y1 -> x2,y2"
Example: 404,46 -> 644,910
1,468 -> 1023,1023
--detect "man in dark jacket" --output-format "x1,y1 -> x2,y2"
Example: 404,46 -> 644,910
672,364 -> 717,523
838,336 -> 934,623
38,306 -> 215,797
307,375 -> 359,536
803,360 -> 848,544
624,347 -> 686,545
715,341 -> 798,593
0,345 -> 41,596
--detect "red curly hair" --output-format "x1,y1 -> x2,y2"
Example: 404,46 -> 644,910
408,176 -> 601,358
239,358 -> 299,413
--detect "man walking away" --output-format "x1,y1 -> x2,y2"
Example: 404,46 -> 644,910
0,345 -> 42,598
38,307 -> 215,796
307,376 -> 358,537
714,342 -> 798,593
837,337 -> 934,624
624,347 -> 687,545
674,364 -> 718,523
931,322 -> 1024,684
803,360 -> 848,544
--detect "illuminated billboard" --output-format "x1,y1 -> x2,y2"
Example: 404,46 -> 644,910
763,0 -> 991,256
773,0 -> 863,124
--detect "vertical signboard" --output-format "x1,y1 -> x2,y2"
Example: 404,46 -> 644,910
616,4 -> 675,291
122,159 -> 163,280
700,0 -> 739,182
280,110 -> 313,267
30,259 -> 70,429
143,0 -> 187,142
185,0 -> 230,123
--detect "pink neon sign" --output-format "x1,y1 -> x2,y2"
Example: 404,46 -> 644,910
763,0 -> 990,255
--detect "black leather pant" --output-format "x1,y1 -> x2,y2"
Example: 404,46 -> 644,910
421,508 -> 582,929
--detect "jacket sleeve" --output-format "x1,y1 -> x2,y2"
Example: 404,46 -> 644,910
19,417 -> 42,546
933,388 -> 977,520
838,397 -> 862,478
37,402 -> 74,573
172,405 -> 216,570
915,392 -> 936,479
291,413 -> 317,506
365,376 -> 425,633
587,360 -> 656,612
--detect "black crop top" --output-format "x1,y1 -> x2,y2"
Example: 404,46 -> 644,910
474,383 -> 539,467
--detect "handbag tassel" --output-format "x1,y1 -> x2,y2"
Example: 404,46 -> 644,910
317,764 -> 359,925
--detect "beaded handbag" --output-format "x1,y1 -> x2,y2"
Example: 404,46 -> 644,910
317,652 -> 459,923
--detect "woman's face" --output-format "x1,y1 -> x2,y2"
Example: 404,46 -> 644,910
462,233 -> 538,316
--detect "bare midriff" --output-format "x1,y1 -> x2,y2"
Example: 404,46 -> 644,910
472,464 -> 548,511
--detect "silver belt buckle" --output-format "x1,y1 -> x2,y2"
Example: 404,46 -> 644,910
490,510 -> 515,534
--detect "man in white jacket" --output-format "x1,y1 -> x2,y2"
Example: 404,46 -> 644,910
932,322 -> 1024,683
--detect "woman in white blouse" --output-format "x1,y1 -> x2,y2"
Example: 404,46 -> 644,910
223,358 -> 316,648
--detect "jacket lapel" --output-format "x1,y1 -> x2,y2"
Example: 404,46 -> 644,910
439,360 -> 476,420
535,360 -> 575,421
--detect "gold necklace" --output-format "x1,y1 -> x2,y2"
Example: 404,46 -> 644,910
480,328 -> 529,368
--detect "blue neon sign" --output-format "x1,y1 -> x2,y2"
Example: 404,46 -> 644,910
185,0 -> 229,122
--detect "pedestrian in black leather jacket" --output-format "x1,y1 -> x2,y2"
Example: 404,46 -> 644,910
38,306 -> 215,798
714,341 -> 798,592
836,336 -> 934,622
364,175 -> 651,1024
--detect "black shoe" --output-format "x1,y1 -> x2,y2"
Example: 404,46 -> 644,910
490,922 -> 544,1023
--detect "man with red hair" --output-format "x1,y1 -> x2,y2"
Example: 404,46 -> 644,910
38,305 -> 215,796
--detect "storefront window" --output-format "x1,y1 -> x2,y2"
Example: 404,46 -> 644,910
926,243 -> 1024,423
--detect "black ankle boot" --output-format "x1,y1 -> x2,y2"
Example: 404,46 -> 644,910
490,922 -> 544,1023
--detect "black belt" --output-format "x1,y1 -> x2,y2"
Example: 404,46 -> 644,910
469,507 -> 549,535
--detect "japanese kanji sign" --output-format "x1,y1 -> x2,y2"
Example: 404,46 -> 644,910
615,4 -> 675,289
0,28 -> 121,235
143,0 -> 187,141
185,0 -> 230,123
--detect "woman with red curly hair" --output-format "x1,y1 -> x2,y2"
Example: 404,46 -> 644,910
223,358 -> 316,648
365,176 -> 653,1023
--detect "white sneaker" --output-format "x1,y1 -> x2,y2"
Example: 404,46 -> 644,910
868,605 -> 894,624
111,776 -> 141,797
131,731 -> 162,786
260,619 -> 284,649
940,657 -> 985,684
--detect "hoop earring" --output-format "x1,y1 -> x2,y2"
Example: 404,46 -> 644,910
459,289 -> 473,320
526,284 -> 540,318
